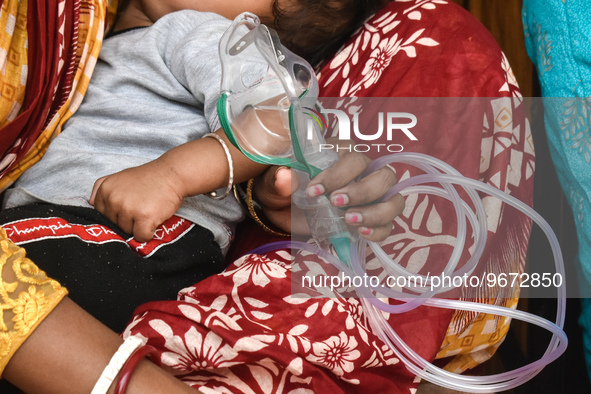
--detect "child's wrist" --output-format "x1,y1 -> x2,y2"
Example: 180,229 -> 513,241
151,154 -> 190,199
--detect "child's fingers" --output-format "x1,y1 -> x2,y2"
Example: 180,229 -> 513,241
132,217 -> 157,243
274,167 -> 297,197
254,166 -> 298,210
89,177 -> 107,206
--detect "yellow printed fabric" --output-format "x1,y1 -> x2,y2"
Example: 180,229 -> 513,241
0,1 -> 28,129
0,0 -> 116,375
0,227 -> 68,375
436,295 -> 520,373
0,0 -> 114,191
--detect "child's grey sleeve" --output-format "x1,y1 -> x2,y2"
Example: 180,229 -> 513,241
165,11 -> 272,134
165,12 -> 232,132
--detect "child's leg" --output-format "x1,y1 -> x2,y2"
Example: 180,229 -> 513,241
0,203 -> 227,332
3,297 -> 197,394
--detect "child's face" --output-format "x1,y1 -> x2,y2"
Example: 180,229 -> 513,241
137,0 -> 276,23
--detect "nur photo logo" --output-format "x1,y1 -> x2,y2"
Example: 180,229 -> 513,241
304,107 -> 418,153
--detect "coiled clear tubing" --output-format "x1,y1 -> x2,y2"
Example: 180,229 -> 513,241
254,152 -> 567,393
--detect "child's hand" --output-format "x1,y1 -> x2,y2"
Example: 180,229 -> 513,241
252,166 -> 300,234
90,161 -> 184,242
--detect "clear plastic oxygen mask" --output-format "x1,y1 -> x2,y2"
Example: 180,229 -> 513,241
217,12 -> 352,264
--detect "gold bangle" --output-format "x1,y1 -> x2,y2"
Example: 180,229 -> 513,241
245,178 -> 291,237
203,133 -> 234,200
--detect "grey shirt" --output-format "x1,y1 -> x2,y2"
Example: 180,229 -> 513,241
3,10 -> 244,252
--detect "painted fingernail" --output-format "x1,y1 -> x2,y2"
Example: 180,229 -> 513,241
306,184 -> 325,197
360,227 -> 373,236
331,193 -> 349,207
345,212 -> 362,224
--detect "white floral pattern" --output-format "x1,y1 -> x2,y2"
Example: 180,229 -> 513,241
153,322 -> 240,370
222,252 -> 288,287
321,6 -> 440,97
308,333 -> 362,377
124,251 -> 409,392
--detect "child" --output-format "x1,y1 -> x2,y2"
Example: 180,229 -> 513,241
0,0 -> 392,333
1,0 -> 401,392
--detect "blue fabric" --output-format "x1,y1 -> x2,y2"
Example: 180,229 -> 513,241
523,0 -> 591,380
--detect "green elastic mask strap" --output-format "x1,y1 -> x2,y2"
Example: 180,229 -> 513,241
217,92 -> 310,173
288,92 -> 322,178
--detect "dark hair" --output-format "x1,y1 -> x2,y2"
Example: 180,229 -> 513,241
267,0 -> 390,67
114,0 -> 387,67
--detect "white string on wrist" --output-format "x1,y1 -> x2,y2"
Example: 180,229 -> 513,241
91,336 -> 144,394
203,133 -> 234,200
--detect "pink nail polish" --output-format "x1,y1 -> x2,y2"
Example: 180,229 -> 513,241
345,212 -> 362,223
306,184 -> 325,197
360,227 -> 373,235
331,193 -> 349,207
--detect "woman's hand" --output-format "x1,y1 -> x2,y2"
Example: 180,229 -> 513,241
255,151 -> 405,242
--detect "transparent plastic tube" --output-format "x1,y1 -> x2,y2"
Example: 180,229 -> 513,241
249,152 -> 567,392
